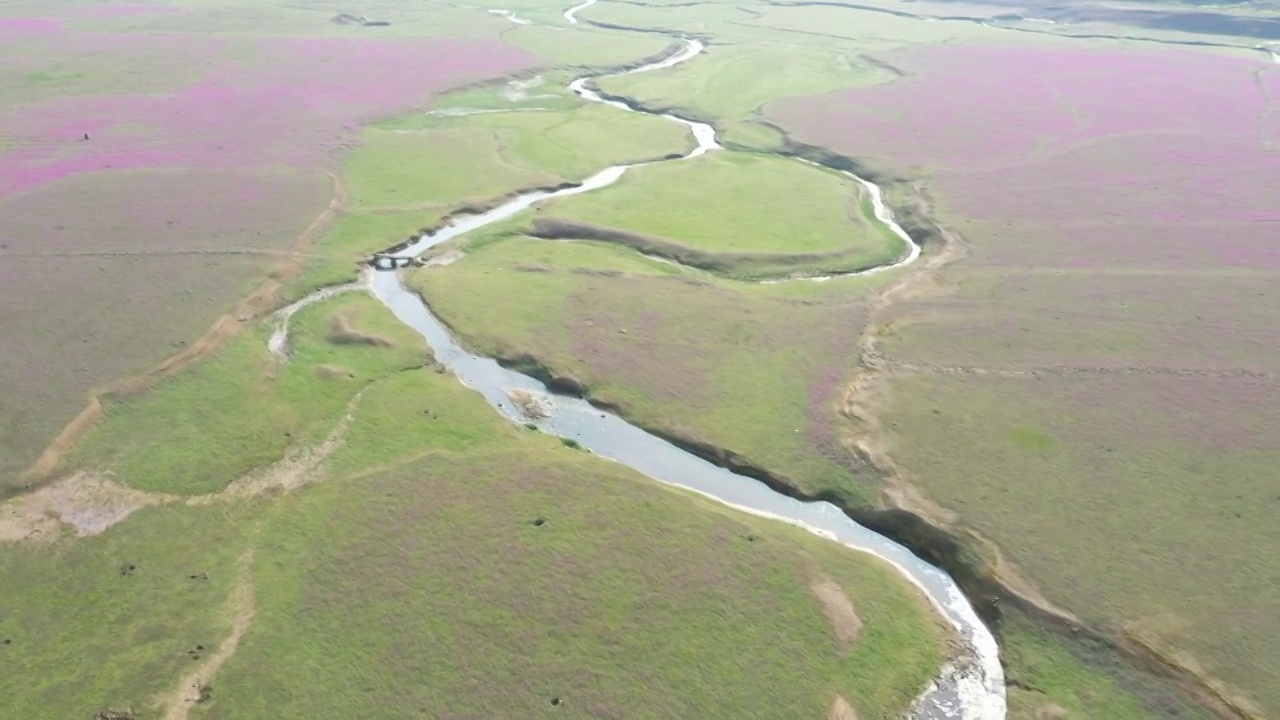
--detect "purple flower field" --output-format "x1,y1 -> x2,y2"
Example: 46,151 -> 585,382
771,41 -> 1280,712
775,45 -> 1280,269
0,19 -> 532,199
0,2 -> 535,478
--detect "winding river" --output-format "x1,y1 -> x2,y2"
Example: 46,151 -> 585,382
288,15 -> 1007,719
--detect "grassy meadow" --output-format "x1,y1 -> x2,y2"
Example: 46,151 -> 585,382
412,233 -> 895,502
529,151 -> 908,279
286,97 -> 693,299
767,31 -> 1280,715
1,293 -> 949,719
0,499 -> 264,718
596,41 -> 891,148
68,292 -> 432,496
4,0 -> 1262,716
0,0 -> 535,485
202,371 -> 950,719
880,372 -> 1280,715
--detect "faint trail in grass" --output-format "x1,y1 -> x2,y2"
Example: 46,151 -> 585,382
1253,64 -> 1277,151
1,387 -> 371,541
18,171 -> 350,487
829,695 -> 861,720
158,549 -> 257,720
198,387 -> 369,502
268,282 -> 365,362
876,359 -> 1277,381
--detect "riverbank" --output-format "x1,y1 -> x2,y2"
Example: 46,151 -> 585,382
363,33 -> 1006,716
0,9 -> 962,718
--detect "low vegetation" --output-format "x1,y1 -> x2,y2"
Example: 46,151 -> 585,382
6,0 -> 1259,715
527,151 -> 907,279
288,97 -> 694,299
203,368 -> 949,719
412,234 -> 894,502
68,293 -> 430,496
0,297 -> 948,719
0,500 -> 261,718
770,37 -> 1280,714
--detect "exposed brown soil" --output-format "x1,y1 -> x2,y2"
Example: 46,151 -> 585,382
1035,704 -> 1069,719
2,388 -> 366,542
423,249 -> 465,267
809,577 -> 863,656
507,389 -> 551,420
0,471 -> 174,543
314,364 -> 355,380
328,312 -> 395,347
828,695 -> 859,720
15,172 -> 349,490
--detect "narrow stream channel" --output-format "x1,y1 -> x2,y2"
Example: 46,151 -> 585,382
288,18 -> 1007,719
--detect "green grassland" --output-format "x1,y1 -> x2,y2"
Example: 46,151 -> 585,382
412,233 -> 895,502
502,24 -> 679,68
880,371 -> 1280,715
374,102 -> 694,184
202,371 -> 949,719
0,501 -> 262,718
68,292 -> 432,496
4,0 -> 1243,715
76,1 -> 516,40
411,231 -> 1214,718
285,210 -> 437,303
346,126 -> 564,211
1000,613 -> 1214,719
596,41 -> 891,148
429,72 -> 584,114
1,294 -> 949,719
291,100 -> 693,298
529,151 -> 908,278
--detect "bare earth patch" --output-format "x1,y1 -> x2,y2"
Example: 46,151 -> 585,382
328,312 -> 395,347
507,388 -> 552,419
810,577 -> 863,656
0,471 -> 172,542
423,249 -> 465,267
828,694 -> 859,720
2,390 -> 366,542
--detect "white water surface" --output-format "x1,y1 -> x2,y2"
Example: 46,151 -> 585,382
562,0 -> 597,23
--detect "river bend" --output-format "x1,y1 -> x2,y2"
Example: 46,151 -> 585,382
285,18 -> 1007,719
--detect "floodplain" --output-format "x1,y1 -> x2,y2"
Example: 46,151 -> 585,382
2,0 -> 1277,717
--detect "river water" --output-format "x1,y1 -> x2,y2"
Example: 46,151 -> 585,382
287,20 -> 1007,719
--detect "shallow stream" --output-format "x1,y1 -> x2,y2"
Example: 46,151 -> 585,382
289,19 -> 1007,719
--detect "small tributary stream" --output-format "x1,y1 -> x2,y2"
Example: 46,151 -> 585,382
288,16 -> 1007,718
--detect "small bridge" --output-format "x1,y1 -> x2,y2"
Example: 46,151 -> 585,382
368,254 -> 420,271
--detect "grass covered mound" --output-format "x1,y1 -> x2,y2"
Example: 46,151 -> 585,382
527,151 -> 908,280
0,299 -> 949,719
202,369 -> 949,719
288,100 -> 695,299
0,501 -> 261,718
412,234 -> 894,504
373,102 -> 694,186
68,293 -> 432,496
